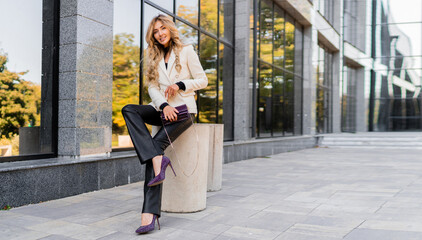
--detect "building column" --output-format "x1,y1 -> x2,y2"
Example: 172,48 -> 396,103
58,0 -> 113,156
332,52 -> 342,133
234,0 -> 251,140
302,25 -> 317,135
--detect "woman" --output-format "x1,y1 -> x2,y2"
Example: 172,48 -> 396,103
121,14 -> 207,234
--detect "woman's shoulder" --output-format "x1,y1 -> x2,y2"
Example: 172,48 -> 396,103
181,44 -> 196,53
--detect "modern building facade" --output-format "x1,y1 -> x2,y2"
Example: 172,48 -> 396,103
1,0 -> 421,207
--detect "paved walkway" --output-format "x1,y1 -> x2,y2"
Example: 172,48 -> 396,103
2,147 -> 422,239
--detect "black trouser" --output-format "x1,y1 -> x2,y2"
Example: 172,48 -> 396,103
121,104 -> 193,217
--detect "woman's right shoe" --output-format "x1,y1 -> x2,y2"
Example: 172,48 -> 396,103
135,215 -> 160,234
147,156 -> 176,187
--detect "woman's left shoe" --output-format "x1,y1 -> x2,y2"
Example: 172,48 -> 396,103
147,156 -> 176,187
135,215 -> 160,234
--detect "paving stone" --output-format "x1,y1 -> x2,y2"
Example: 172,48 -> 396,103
26,220 -> 92,237
344,228 -> 422,240
220,226 -> 282,240
180,221 -> 232,235
0,214 -> 51,228
38,235 -> 77,240
97,231 -> 151,240
0,224 -> 50,240
283,223 -> 352,239
359,219 -> 422,232
275,232 -> 340,240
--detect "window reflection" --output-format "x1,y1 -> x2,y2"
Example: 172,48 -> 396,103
258,62 -> 272,137
284,71 -> 294,135
273,5 -> 284,67
0,0 -> 47,157
112,0 -> 141,148
200,0 -> 218,35
198,34 -> 218,123
176,20 -> 199,48
177,0 -> 198,26
285,15 -> 295,73
148,0 -> 173,13
272,68 -> 284,136
316,45 -> 333,134
259,0 -> 273,64
254,0 -> 303,138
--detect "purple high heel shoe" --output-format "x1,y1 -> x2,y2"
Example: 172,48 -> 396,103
147,156 -> 176,187
135,215 -> 160,234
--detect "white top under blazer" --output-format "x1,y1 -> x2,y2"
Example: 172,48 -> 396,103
148,45 -> 208,114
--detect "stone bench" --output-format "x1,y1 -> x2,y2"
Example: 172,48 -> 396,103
152,123 -> 223,213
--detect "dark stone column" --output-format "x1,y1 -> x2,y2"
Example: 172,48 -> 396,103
58,0 -> 113,156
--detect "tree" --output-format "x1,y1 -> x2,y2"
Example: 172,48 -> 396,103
112,33 -> 141,134
0,53 -> 40,139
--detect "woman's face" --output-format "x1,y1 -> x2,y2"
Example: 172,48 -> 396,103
153,20 -> 171,48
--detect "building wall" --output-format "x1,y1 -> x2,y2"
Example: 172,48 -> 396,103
5,0 -> 417,208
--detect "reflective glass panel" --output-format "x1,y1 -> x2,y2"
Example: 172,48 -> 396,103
198,34 -> 218,123
273,5 -> 284,67
148,0 -> 174,13
176,20 -> 199,48
259,0 -> 273,64
177,0 -> 198,26
200,0 -> 218,35
0,0 -> 49,157
258,61 -> 272,137
113,0 -> 141,148
285,15 -> 295,73
284,71 -> 294,135
272,68 -> 284,136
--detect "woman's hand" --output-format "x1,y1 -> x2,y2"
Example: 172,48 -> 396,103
165,84 -> 179,99
163,105 -> 179,122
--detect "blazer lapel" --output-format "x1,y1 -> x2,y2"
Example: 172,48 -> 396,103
159,58 -> 170,82
167,50 -> 176,80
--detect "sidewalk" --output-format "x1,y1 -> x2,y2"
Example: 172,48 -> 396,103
2,147 -> 422,239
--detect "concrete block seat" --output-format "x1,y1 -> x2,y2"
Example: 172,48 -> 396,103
156,123 -> 224,213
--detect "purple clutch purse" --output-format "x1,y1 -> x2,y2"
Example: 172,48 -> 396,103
160,104 -> 190,125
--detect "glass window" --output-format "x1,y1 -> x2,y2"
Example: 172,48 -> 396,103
284,71 -> 295,135
272,68 -> 284,136
176,0 -> 198,26
176,20 -> 199,48
200,0 -> 218,35
198,34 -> 218,123
149,0 -> 174,13
317,0 -> 334,24
139,0 -> 235,141
112,0 -> 141,149
341,65 -> 357,132
0,0 -> 56,159
273,5 -> 284,67
259,0 -> 273,64
285,15 -> 295,73
316,44 -> 333,134
253,1 -> 304,138
258,62 -> 272,137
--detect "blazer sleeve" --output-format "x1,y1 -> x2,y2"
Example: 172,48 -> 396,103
180,45 -> 208,92
148,81 -> 167,111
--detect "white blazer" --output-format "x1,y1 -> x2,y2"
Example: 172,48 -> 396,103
148,45 -> 208,114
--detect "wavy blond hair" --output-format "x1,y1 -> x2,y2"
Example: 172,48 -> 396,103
145,14 -> 183,85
